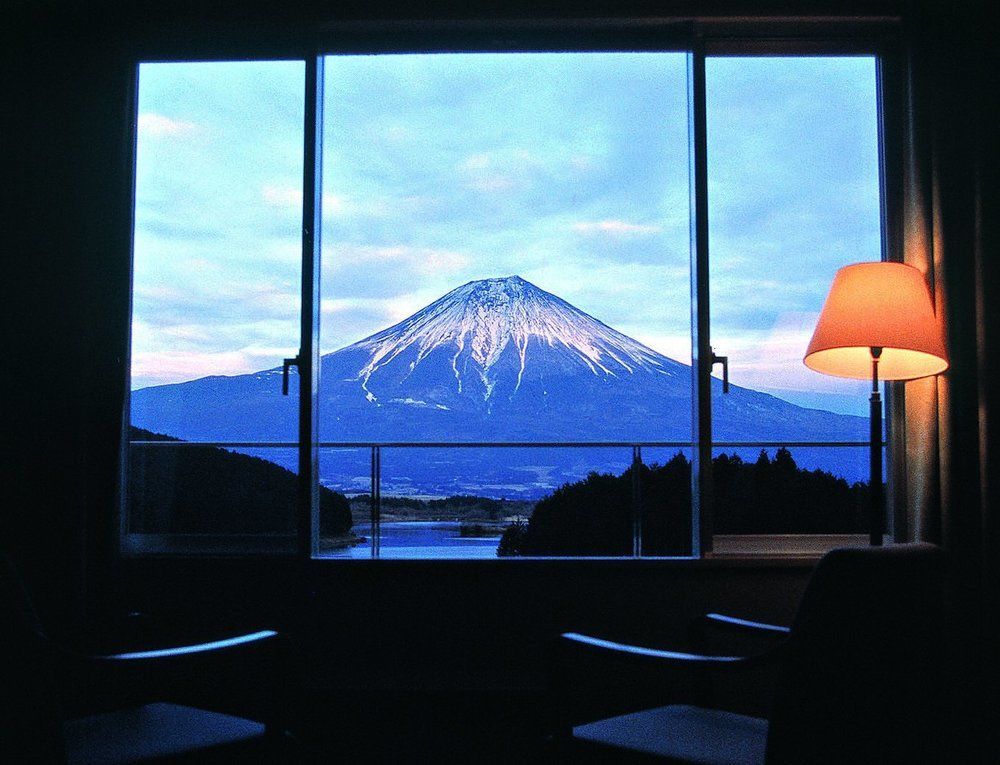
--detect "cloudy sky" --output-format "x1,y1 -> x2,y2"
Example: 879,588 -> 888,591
132,53 -> 879,415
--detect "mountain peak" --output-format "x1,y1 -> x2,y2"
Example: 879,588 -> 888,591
450,275 -> 537,303
472,274 -> 527,286
346,276 -> 679,402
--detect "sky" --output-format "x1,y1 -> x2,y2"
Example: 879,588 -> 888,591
132,53 -> 879,416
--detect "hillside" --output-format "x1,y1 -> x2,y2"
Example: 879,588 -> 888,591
129,427 -> 352,536
497,448 -> 870,556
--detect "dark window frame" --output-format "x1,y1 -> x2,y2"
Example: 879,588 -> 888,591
120,18 -> 903,560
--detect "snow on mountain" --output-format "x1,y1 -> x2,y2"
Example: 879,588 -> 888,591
351,276 -> 680,404
318,276 -> 696,429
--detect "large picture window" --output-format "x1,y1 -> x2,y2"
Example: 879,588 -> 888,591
125,43 -> 887,559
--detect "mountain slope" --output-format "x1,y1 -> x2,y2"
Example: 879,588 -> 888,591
129,427 -> 351,535
349,275 -> 683,407
131,276 -> 868,493
316,275 -> 862,442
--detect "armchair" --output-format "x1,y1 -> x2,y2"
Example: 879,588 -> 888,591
1,556 -> 288,763
550,543 -> 946,764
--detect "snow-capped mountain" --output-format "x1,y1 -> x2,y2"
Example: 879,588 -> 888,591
131,276 -> 869,494
351,275 -> 681,406
320,276 -> 688,433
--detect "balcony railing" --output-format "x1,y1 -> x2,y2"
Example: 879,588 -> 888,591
128,439 -> 881,558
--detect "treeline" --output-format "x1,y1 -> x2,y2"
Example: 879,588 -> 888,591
129,427 -> 352,536
349,493 -> 522,519
497,449 -> 871,557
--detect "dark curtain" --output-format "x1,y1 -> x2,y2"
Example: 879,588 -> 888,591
897,0 -> 998,755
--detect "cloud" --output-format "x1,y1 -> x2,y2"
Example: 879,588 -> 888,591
134,284 -> 184,301
138,113 -> 199,137
326,244 -> 469,275
628,332 -> 693,364
468,175 -> 516,192
322,294 -> 427,324
131,349 -> 256,387
714,312 -> 867,399
261,185 -> 302,207
459,150 -> 541,193
261,185 -> 349,215
462,153 -> 491,172
573,220 -> 663,236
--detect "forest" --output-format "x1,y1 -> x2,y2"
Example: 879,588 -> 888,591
129,427 -> 352,536
497,448 -> 872,556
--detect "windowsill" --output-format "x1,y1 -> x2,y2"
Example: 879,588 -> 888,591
310,552 -> 828,567
711,533 -> 871,558
121,533 -> 297,557
123,534 -> 870,565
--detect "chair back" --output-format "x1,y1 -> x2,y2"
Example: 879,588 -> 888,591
765,543 -> 946,764
0,555 -> 67,762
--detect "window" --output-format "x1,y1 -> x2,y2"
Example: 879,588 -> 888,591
318,52 -> 691,558
127,60 -> 306,554
705,56 -> 883,553
125,37 -> 890,559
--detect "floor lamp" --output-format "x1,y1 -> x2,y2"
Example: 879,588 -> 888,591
803,262 -> 948,545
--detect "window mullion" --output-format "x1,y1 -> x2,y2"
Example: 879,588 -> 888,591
298,54 -> 324,560
688,41 -> 712,557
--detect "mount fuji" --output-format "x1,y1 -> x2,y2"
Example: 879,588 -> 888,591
131,276 -> 868,496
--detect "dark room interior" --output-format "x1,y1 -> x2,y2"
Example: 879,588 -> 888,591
3,1 -> 997,762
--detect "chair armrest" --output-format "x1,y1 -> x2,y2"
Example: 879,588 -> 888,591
54,630 -> 285,720
693,613 -> 791,638
547,632 -> 784,739
100,630 -> 280,663
559,632 -> 782,672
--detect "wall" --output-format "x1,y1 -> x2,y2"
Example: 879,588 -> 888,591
7,0 -> 895,641
28,9 -> 1000,747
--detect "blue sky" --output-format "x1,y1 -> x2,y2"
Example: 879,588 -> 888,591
132,53 -> 879,415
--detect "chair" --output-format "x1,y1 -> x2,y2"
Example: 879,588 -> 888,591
1,555 -> 288,763
550,543 -> 946,764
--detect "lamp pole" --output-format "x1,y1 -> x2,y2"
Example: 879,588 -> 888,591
869,347 -> 883,546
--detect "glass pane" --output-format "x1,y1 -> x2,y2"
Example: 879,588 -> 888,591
320,52 -> 692,557
711,445 -> 883,535
127,61 -> 304,540
706,57 -> 881,534
318,447 -> 370,558
378,446 -> 634,558
706,57 -> 881,532
126,61 -> 304,552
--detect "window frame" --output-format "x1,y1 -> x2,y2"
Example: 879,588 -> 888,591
120,18 -> 903,560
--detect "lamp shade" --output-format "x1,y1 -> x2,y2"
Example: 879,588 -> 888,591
804,262 -> 948,380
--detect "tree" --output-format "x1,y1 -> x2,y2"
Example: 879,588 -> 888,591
498,450 -> 870,556
129,427 -> 352,536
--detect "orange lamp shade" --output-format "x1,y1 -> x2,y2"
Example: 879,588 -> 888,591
804,262 -> 949,381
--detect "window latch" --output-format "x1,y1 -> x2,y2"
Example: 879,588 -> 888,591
711,348 -> 729,394
281,354 -> 301,396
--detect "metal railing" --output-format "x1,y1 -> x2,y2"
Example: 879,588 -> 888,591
128,438 -> 881,558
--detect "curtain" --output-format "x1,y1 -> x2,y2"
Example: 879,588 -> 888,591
899,0 -> 997,755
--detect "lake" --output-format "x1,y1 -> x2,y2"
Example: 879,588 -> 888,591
322,521 -> 502,559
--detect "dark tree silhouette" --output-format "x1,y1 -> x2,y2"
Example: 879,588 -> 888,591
498,449 -> 871,556
128,427 -> 351,536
